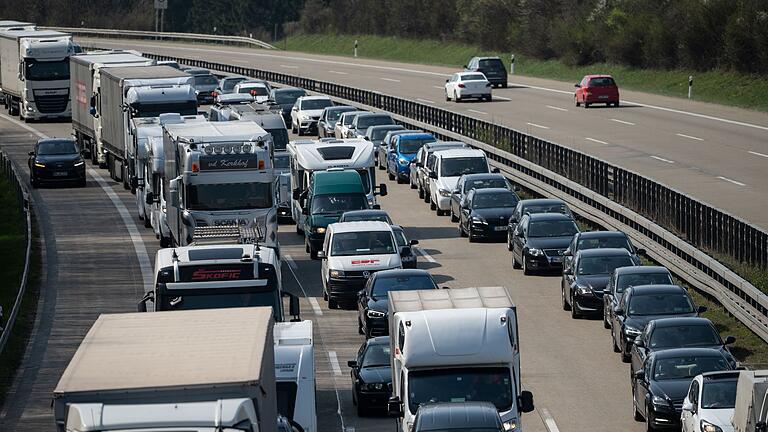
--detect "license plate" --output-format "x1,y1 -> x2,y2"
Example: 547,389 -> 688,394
53,171 -> 68,177
550,256 -> 563,263
598,95 -> 609,99
494,226 -> 506,231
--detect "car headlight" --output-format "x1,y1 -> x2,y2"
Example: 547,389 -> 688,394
398,157 -> 408,165
471,216 -> 487,224
576,285 -> 591,295
314,227 -> 326,234
438,188 -> 451,197
651,395 -> 670,408
527,247 -> 543,256
329,269 -> 345,278
363,382 -> 386,391
74,160 -> 84,167
700,420 -> 723,432
367,309 -> 386,318
625,326 -> 641,336
503,419 -> 518,431
34,162 -> 45,168
300,114 -> 311,120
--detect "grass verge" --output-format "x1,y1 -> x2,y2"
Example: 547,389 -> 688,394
279,33 -> 768,111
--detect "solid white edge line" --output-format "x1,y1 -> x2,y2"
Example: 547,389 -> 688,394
545,105 -> 568,112
285,253 -> 298,270
0,113 -> 153,295
676,133 -> 704,141
328,70 -> 348,75
585,137 -> 609,145
308,297 -> 323,316
415,247 -> 437,263
748,150 -> 768,158
493,96 -> 511,101
538,408 -> 561,432
650,155 -> 675,164
279,64 -> 298,69
328,350 -> 342,376
716,176 -> 746,187
610,118 -> 636,126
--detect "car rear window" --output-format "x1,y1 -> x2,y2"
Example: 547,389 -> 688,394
588,77 -> 616,87
479,59 -> 505,70
461,74 -> 487,81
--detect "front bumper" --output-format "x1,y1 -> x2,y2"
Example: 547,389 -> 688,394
469,222 -> 508,239
574,293 -> 604,314
523,253 -> 564,270
32,165 -> 85,182
298,120 -> 319,132
646,405 -> 680,430
356,388 -> 391,409
327,277 -> 367,300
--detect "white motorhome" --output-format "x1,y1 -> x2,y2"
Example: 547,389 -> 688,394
53,307 -> 278,432
386,287 -> 535,432
287,138 -> 378,228
0,29 -> 76,120
428,148 -> 493,215
274,321 -> 317,432
162,120 -> 277,248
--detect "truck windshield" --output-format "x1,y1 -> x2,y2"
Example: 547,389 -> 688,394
187,182 -> 273,210
268,128 -> 289,151
25,59 -> 69,81
408,367 -> 513,414
161,289 -> 281,320
311,193 -> 367,215
132,101 -> 198,118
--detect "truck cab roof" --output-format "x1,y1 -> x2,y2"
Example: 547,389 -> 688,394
289,139 -> 374,171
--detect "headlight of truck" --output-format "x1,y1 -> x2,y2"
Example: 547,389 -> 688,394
367,310 -> 386,318
314,227 -> 326,234
329,269 -> 345,278
438,188 -> 451,197
527,247 -> 543,256
503,419 -> 518,431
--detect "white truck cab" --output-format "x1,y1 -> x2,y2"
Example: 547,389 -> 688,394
428,148 -> 492,215
319,221 -> 403,308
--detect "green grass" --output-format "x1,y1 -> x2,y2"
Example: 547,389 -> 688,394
711,252 -> 768,296
279,33 -> 768,111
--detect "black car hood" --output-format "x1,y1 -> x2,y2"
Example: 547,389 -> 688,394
650,379 -> 693,401
574,275 -> 610,291
471,208 -> 515,222
367,297 -> 389,313
35,154 -> 80,164
625,312 -> 698,331
526,235 -> 574,249
359,366 -> 392,383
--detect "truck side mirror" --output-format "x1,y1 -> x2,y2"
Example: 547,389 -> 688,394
682,399 -> 695,414
614,307 -> 624,316
145,192 -> 154,205
169,178 -> 180,207
284,292 -> 301,321
292,188 -> 301,200
409,239 -> 419,245
301,207 -> 308,215
429,172 -> 438,179
377,183 -> 388,197
518,390 -> 535,413
634,337 -> 644,348
387,396 -> 403,418
316,251 -> 327,259
89,107 -> 97,117
137,291 -> 154,312
634,370 -> 645,381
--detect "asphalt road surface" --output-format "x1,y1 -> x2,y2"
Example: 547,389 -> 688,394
79,38 -> 768,231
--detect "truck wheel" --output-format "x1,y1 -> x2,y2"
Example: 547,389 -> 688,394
122,166 -> 130,190
328,298 -> 338,309
159,234 -> 171,248
388,170 -> 395,181
143,215 -> 152,228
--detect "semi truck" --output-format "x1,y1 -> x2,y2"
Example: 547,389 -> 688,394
161,119 -> 278,248
69,50 -> 153,164
97,65 -> 196,183
732,370 -> 768,432
386,287 -> 535,432
0,29 -> 77,120
53,307 -> 278,432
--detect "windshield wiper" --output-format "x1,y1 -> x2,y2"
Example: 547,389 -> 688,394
363,364 -> 389,368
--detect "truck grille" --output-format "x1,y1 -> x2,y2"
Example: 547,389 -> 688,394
33,90 -> 69,114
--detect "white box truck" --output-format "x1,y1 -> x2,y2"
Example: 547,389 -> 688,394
0,29 -> 76,120
275,320 -> 317,432
386,287 -> 535,432
732,370 -> 768,432
52,307 -> 278,432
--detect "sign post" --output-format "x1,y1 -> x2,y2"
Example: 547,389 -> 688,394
154,0 -> 168,34
510,54 -> 515,75
688,75 -> 693,100
354,39 -> 358,58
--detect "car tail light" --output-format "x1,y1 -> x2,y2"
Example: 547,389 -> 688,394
211,91 -> 218,97
250,90 -> 257,96
458,83 -> 466,88
486,83 -> 492,87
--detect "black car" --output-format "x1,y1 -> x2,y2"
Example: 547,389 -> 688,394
564,231 -> 645,270
349,336 -> 392,416
458,188 -> 519,242
465,56 -> 508,88
603,266 -> 673,329
450,173 -> 517,222
339,209 -> 393,224
391,225 -> 419,269
412,402 -> 505,432
319,105 -> 357,138
507,198 -> 573,235
630,317 -> 737,378
632,348 -> 733,431
270,87 -> 306,124
357,269 -> 437,338
28,138 -> 86,188
561,248 -> 636,318
611,285 -> 706,362
191,73 -> 220,105
510,212 -> 579,274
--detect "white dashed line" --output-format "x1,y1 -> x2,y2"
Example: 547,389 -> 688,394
415,247 -> 437,263
527,122 -> 550,130
546,105 -> 568,112
234,60 -> 250,65
676,133 -> 704,141
494,96 -> 511,101
611,118 -> 636,126
280,64 -> 298,69
380,77 -> 401,82
539,408 -> 562,432
650,155 -> 675,164
328,351 -> 342,376
586,137 -> 609,145
328,70 -> 348,75
748,150 -> 768,158
285,254 -> 298,270
467,109 -> 488,115
308,297 -> 323,316
717,176 -> 746,187
416,98 -> 435,104
432,85 -> 445,90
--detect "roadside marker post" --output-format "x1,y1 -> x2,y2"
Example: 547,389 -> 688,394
354,39 -> 358,58
688,75 -> 693,100
510,54 -> 515,75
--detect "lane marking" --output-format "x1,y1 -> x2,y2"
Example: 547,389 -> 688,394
676,133 -> 704,141
285,253 -> 298,270
0,113 -> 153,295
611,118 -> 635,126
748,150 -> 768,158
380,77 -> 401,83
415,247 -> 437,263
546,105 -> 568,112
328,70 -> 348,75
280,64 -> 298,69
234,60 -> 250,65
586,137 -> 609,145
308,297 -> 323,316
416,98 -> 435,104
526,122 -> 550,130
539,408 -> 561,432
650,155 -> 675,164
468,109 -> 488,115
494,96 -> 511,101
432,85 -> 445,90
717,176 -> 746,187
328,351 -> 342,376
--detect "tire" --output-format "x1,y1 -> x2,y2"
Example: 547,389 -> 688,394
454,91 -> 460,103
396,176 -> 404,184
484,95 -> 492,102
522,256 -> 531,275
159,234 -> 171,248
570,296 -> 581,319
611,328 -> 621,352
418,187 -> 424,199
296,224 -> 304,235
575,96 -> 581,107
328,298 -> 338,309
615,101 -> 620,107
459,223 -> 467,237
430,199 -> 436,211
122,166 -> 130,190
450,209 -> 458,222
512,253 -> 521,269
468,226 -> 476,243
423,191 -> 430,203
507,235 -> 513,251
645,406 -> 655,431
388,170 -> 395,181
436,207 -> 445,216
323,289 -> 328,301
143,215 -> 152,228
633,393 -> 644,422
445,91 -> 450,102
561,286 -> 571,311
603,310 -> 611,329
358,318 -> 365,335
621,349 -> 631,363
584,102 -> 591,109
410,180 -> 417,189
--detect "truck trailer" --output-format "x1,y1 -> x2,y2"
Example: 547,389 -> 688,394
53,307 -> 278,432
732,370 -> 768,432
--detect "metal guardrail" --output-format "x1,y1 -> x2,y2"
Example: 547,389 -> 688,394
42,26 -> 278,50
0,151 -> 32,356
86,47 -> 768,341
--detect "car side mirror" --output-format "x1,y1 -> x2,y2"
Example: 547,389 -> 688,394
516,230 -> 525,238
634,370 -> 645,381
400,249 -> 410,258
387,396 -> 404,418
563,268 -> 573,275
137,291 -> 154,312
347,360 -> 358,368
28,151 -> 35,156
614,307 -> 624,316
89,107 -> 97,116
518,390 -> 535,413
724,335 -> 736,345
634,337 -> 644,348
292,106 -> 298,111
574,83 -> 581,88
316,251 -> 326,259
563,250 -> 572,256
372,204 -> 381,210
697,305 -> 708,314
145,192 -> 154,205
429,172 -> 438,179
492,167 -> 500,173
292,189 -> 301,200
445,79 -> 449,83
410,239 -> 419,245
364,136 -> 370,141
452,189 -> 460,194
682,400 -> 695,414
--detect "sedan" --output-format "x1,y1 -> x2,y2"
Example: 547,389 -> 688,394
319,105 -> 357,138
349,336 -> 392,416
339,209 -> 393,224
458,188 -> 519,242
445,72 -> 492,102
366,125 -> 405,163
335,110 -> 367,139
604,266 -> 674,329
562,248 -> 636,318
213,76 -> 247,96
28,138 -> 86,188
357,269 -> 437,338
632,348 -> 733,431
511,212 -> 579,274
681,371 -> 740,432
191,73 -> 220,105
564,230 -> 645,270
234,81 -> 270,103
507,198 -> 573,234
575,74 -> 620,108
270,87 -> 306,124
392,225 -> 419,269
451,173 -> 515,223
378,129 -> 421,170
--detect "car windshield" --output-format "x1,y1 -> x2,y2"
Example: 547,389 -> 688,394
186,182 -> 273,210
441,157 -> 488,177
464,178 -> 509,193
273,154 -> 290,169
524,203 -> 571,216
628,293 -> 695,316
342,213 -> 392,223
478,59 -> 505,70
222,78 -> 245,91
240,85 -> 268,96
274,90 -> 305,104
372,127 -> 401,140
649,325 -> 720,349
472,192 -> 518,209
652,356 -> 729,381
267,128 -> 289,151
37,141 -> 77,155
301,99 -> 333,110
578,236 -> 632,252
372,275 -> 436,298
330,231 -> 396,256
408,367 -> 513,414
701,379 -> 738,409
193,75 -> 218,86
399,138 -> 435,154
311,194 -> 367,215
588,77 -> 616,87
528,220 -> 578,237
462,74 -> 487,81
616,273 -> 673,293
357,115 -> 394,129
25,59 -> 69,81
362,344 -> 391,367
577,255 -> 634,275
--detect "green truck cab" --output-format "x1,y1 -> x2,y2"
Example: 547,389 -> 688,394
299,169 -> 387,259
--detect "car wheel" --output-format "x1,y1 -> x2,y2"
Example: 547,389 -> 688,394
459,223 -> 467,237
430,199 -> 436,211
633,391 -> 644,422
450,209 -> 458,222
467,223 -> 476,242
388,170 -> 395,181
418,186 -> 424,199
522,256 -> 532,275
159,234 -> 171,248
645,405 -> 655,431
484,95 -> 492,102
328,298 -> 338,309
445,91 -> 450,102
423,191 -> 430,203
570,295 -> 581,319
621,348 -> 631,363
584,102 -> 591,109
358,317 -> 364,335
575,96 -> 581,107
454,91 -> 461,103
512,252 -> 521,269
603,309 -> 611,329
507,234 -> 513,251
143,214 -> 152,228
611,328 -> 621,352
561,286 -> 571,311
296,224 -> 304,235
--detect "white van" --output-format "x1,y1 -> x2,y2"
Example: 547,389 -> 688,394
428,148 -> 493,215
318,221 -> 403,308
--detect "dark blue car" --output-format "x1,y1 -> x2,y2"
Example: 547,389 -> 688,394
386,133 -> 436,183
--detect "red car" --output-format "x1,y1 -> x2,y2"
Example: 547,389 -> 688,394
574,74 -> 620,107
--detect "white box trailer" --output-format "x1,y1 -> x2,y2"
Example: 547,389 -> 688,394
387,287 -> 534,432
274,320 -> 316,432
53,307 -> 278,432
732,370 -> 768,432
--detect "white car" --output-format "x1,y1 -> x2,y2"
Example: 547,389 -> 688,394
291,96 -> 334,136
233,82 -> 270,103
334,110 -> 366,139
444,72 -> 492,102
318,221 -> 403,309
681,371 -> 739,432
428,148 -> 491,215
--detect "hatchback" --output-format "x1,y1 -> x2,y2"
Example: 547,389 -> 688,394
574,74 -> 620,108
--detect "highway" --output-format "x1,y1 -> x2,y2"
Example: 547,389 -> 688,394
79,38 -> 768,230
0,109 -> 648,432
